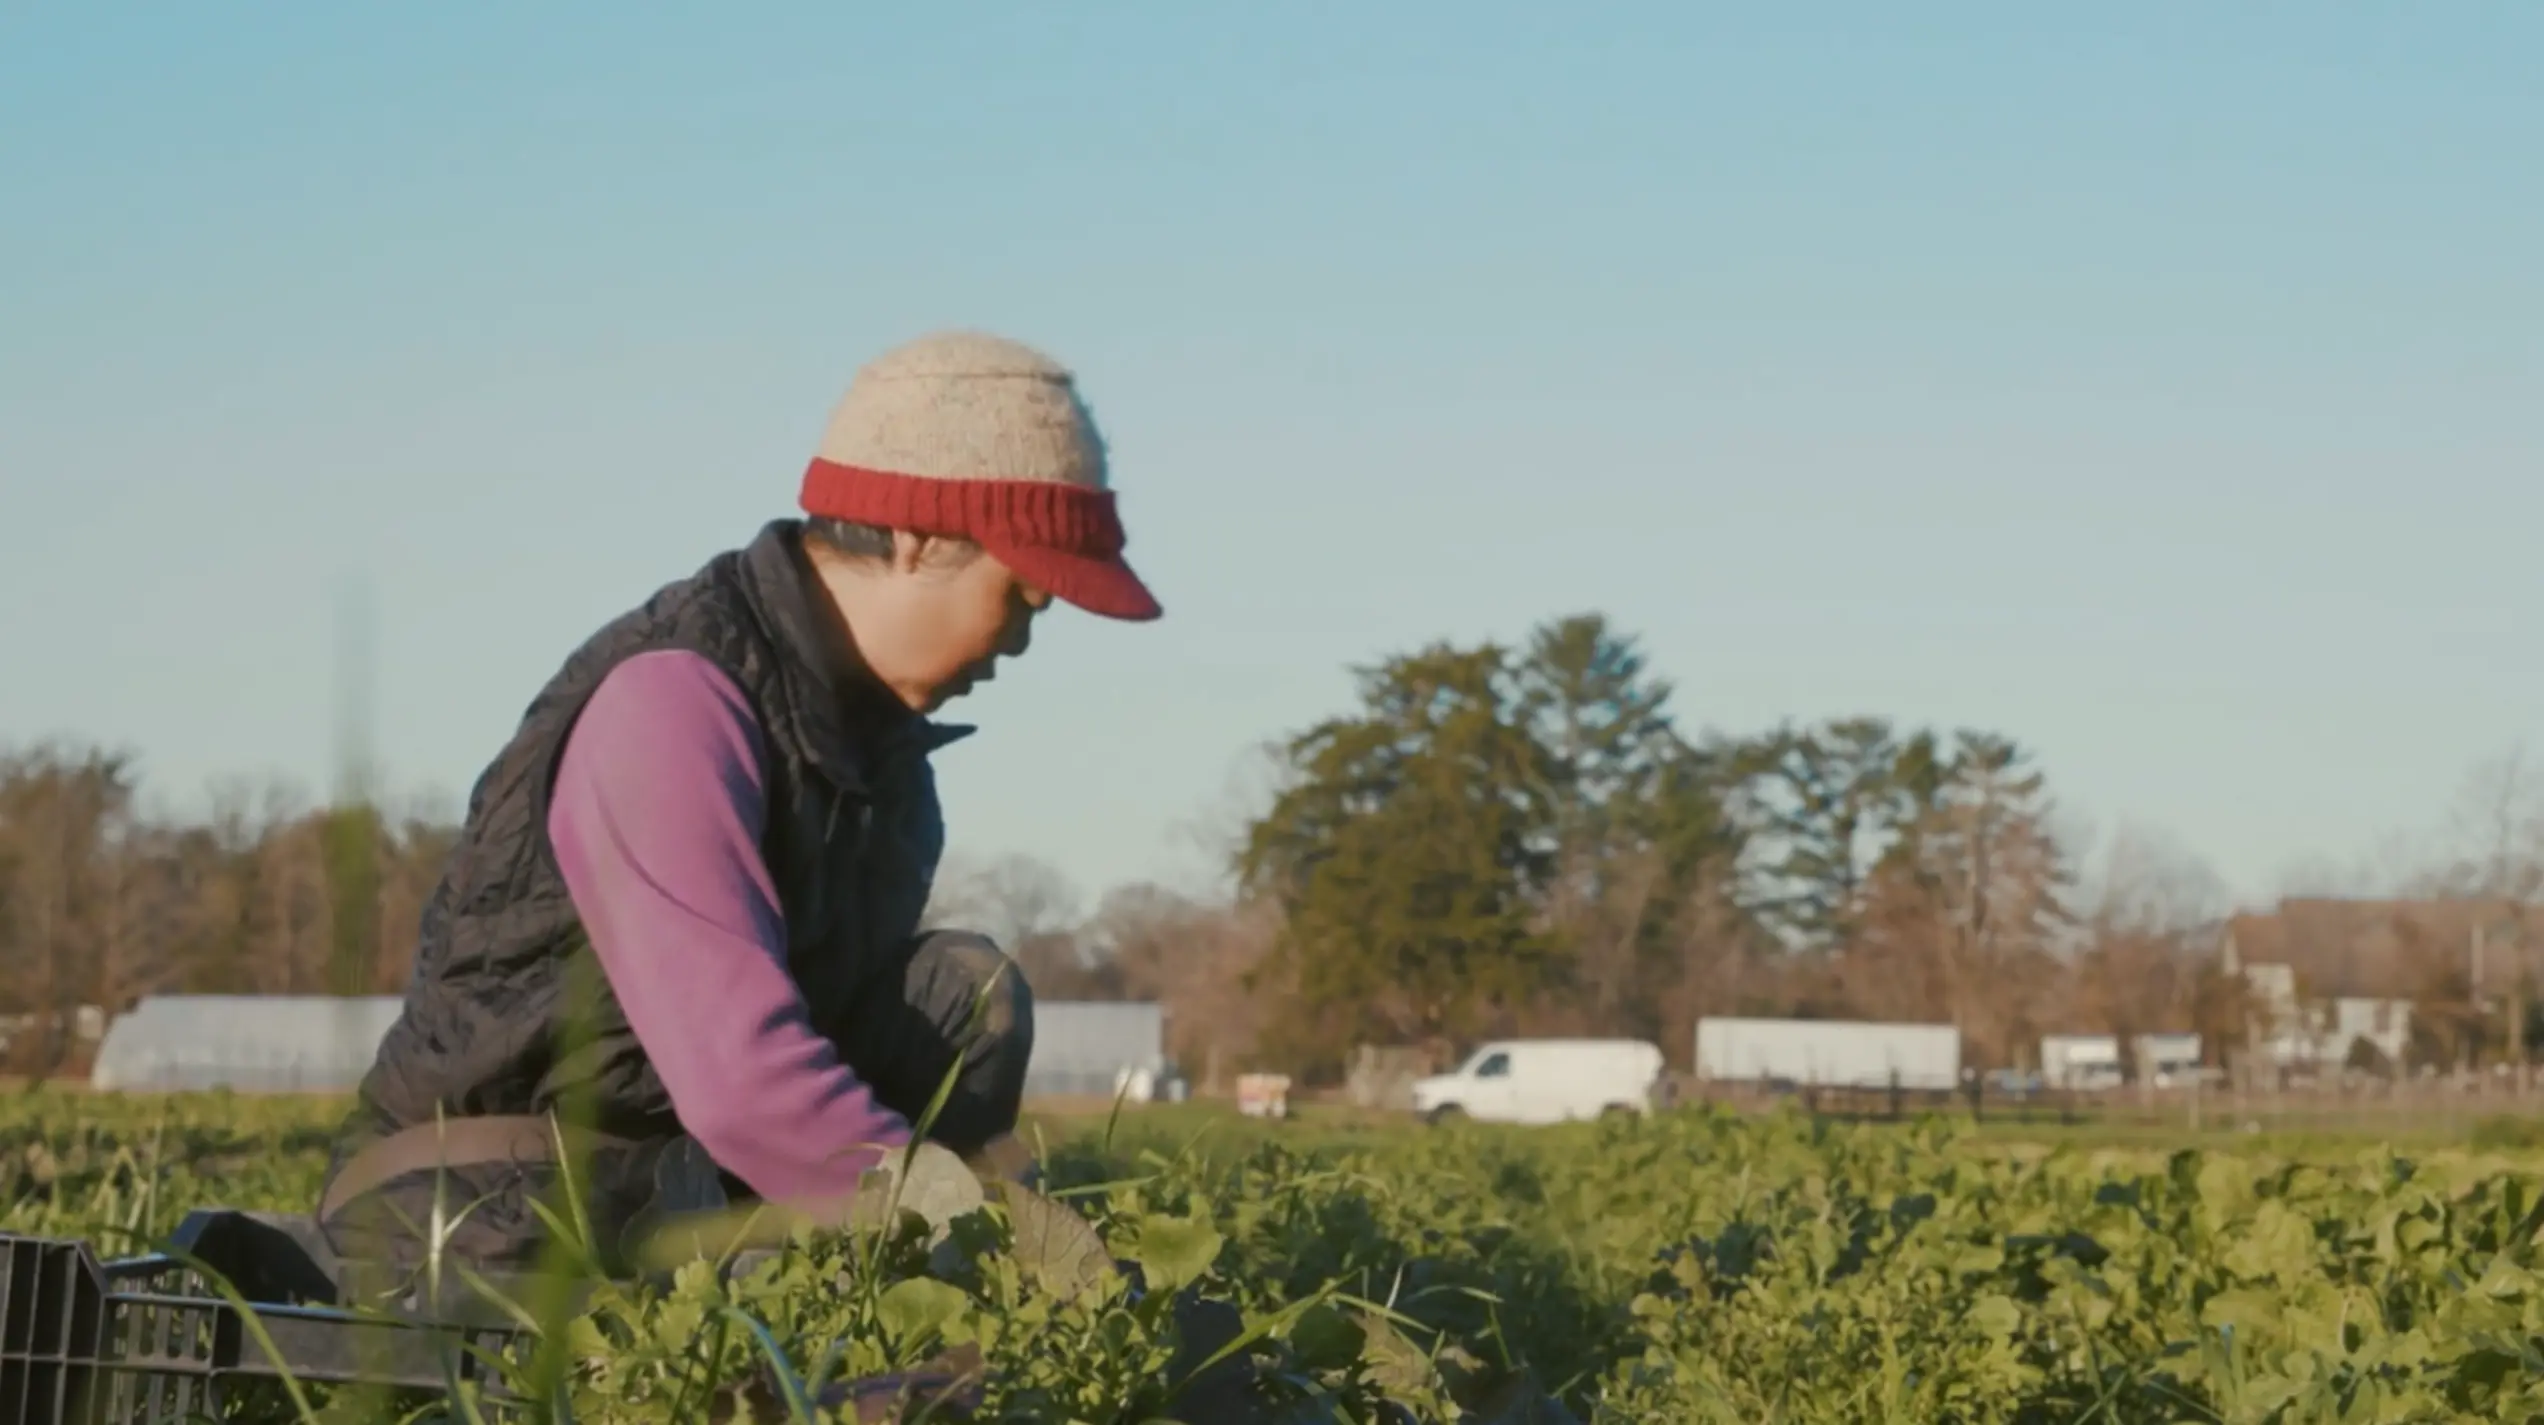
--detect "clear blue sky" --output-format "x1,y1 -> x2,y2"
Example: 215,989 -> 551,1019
3,4 -> 2537,908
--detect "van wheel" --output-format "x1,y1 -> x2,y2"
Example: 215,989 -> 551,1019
1425,1104 -> 1466,1127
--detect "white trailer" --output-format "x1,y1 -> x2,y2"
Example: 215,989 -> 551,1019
1694,1018 -> 1961,1092
2039,1034 -> 2123,1090
2133,1032 -> 2203,1086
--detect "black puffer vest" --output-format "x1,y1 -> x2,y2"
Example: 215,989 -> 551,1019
334,520 -> 970,1172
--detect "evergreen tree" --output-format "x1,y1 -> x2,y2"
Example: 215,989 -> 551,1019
1516,613 -> 1680,847
1513,613 -> 1750,1033
1737,717 -> 1930,949
1239,642 -> 1559,1064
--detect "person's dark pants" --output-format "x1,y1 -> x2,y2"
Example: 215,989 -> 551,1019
318,930 -> 1033,1274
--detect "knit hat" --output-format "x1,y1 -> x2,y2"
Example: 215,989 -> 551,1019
799,331 -> 1160,621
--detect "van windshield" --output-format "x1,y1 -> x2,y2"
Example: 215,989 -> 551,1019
1470,1051 -> 1511,1078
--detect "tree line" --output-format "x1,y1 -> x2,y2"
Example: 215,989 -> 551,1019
1223,613 -> 2212,1076
0,744 -> 452,1079
951,613 -> 2538,1081
5,610 -> 2537,1084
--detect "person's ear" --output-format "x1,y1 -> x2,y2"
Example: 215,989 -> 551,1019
888,529 -> 931,575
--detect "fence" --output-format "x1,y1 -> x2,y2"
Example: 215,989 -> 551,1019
1675,1065 -> 2544,1142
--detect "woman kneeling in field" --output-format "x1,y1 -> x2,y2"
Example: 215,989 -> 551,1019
317,331 -> 1161,1270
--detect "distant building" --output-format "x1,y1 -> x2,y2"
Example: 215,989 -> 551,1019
2036,1032 -> 2203,1089
2220,901 -> 2444,1072
1026,1001 -> 1167,1099
2221,897 -> 2539,1002
90,995 -> 403,1093
2134,1032 -> 2204,1085
2238,961 -> 2306,1063
2038,1034 -> 2122,1090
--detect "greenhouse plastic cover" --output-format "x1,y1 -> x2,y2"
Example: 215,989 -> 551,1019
90,995 -> 406,1093
1023,1001 -> 1165,1098
91,994 -> 1164,1099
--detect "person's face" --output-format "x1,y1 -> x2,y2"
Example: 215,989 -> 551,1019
829,532 -> 1051,713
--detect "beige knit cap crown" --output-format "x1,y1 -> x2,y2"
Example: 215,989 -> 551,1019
814,330 -> 1110,489
797,329 -> 1160,620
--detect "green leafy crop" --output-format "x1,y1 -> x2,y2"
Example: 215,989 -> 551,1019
10,1092 -> 2544,1422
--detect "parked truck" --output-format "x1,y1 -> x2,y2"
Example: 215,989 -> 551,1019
1693,1017 -> 1961,1092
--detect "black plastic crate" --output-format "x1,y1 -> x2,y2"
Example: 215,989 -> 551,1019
0,1211 -> 532,1425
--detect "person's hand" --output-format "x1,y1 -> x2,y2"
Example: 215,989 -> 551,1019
630,1138 -> 978,1269
633,1134 -> 1064,1278
961,1131 -> 1042,1192
833,1139 -> 984,1239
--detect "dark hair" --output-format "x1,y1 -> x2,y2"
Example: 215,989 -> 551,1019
803,517 -> 980,569
803,518 -> 897,561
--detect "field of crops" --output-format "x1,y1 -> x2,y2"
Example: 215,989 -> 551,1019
9,1092 -> 2544,1423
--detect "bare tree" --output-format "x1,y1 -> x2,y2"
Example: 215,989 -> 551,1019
926,852 -> 1084,952
1165,740 -> 1297,898
2083,823 -> 2233,939
1082,882 -> 1204,1001
1874,733 -> 2072,1064
0,745 -> 142,1079
1538,842 -> 1670,1034
2069,824 -> 2234,1071
1648,860 -> 1771,1066
2412,747 -> 2544,1060
2427,745 -> 2544,905
250,809 -> 333,994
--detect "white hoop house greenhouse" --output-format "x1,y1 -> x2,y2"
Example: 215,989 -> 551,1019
1022,1001 -> 1166,1099
89,995 -> 1165,1100
89,995 -> 405,1093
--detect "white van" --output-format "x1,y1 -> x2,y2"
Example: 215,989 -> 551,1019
1409,1039 -> 1666,1126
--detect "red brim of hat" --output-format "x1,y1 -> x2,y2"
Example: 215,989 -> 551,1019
798,458 -> 1162,621
992,541 -> 1163,622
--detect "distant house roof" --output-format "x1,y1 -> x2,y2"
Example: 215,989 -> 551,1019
2223,898 -> 2544,999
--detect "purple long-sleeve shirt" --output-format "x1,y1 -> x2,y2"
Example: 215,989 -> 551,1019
546,648 -> 912,1203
